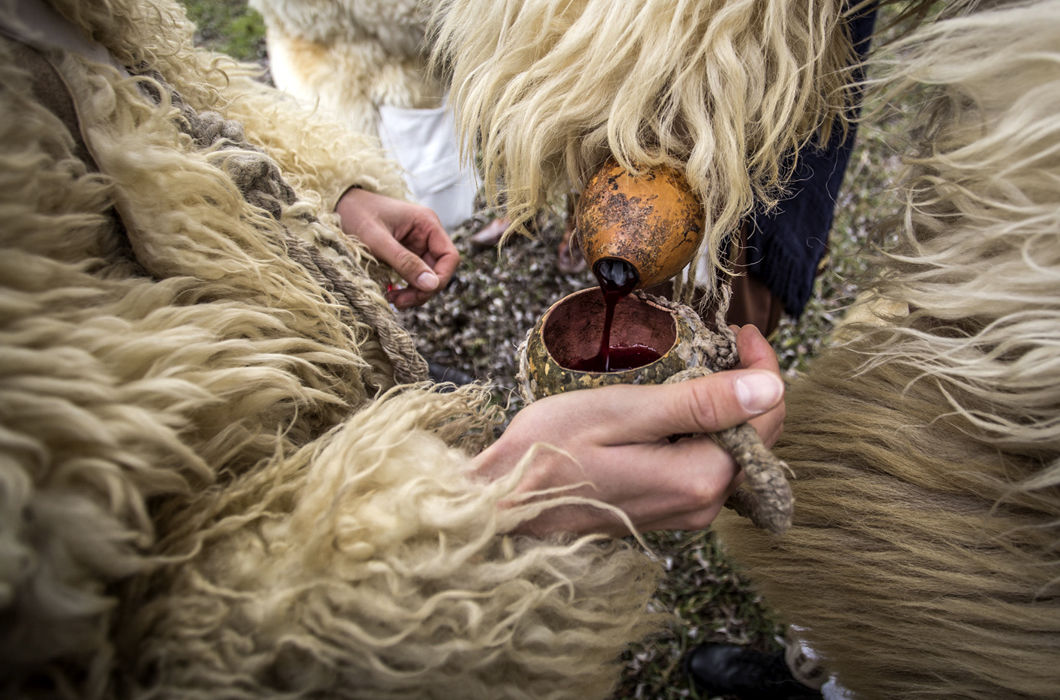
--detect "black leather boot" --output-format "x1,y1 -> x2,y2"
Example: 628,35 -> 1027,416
427,361 -> 474,386
684,644 -> 823,699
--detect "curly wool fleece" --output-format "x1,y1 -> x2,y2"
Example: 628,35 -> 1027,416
0,1 -> 663,697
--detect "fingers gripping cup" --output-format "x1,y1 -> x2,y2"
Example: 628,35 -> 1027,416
516,288 -> 795,535
516,158 -> 793,534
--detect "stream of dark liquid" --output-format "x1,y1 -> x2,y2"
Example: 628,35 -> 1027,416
568,258 -> 661,372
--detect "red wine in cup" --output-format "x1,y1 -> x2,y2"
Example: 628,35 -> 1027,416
570,258 -> 661,372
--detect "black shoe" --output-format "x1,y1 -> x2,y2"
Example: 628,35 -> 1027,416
684,644 -> 822,700
427,361 -> 475,386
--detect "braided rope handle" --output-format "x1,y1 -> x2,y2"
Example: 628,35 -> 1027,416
658,282 -> 793,534
664,366 -> 793,534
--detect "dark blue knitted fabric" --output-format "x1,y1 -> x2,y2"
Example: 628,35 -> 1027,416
745,3 -> 878,317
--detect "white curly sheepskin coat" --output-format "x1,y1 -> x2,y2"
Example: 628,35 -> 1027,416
250,0 -> 484,230
0,1 -> 662,697
250,0 -> 438,135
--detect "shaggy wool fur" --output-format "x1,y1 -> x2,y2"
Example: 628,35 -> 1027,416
250,0 -> 443,135
712,2 -> 1060,697
0,1 -> 663,697
429,0 -> 860,285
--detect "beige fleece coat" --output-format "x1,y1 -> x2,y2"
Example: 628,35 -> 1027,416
250,0 -> 441,136
0,1 -> 661,697
712,2 -> 1060,696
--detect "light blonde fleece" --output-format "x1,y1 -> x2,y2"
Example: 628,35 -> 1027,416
121,385 -> 662,699
430,0 -> 858,284
712,2 -> 1060,697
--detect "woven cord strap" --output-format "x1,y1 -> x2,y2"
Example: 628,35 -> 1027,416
663,281 -> 793,534
285,237 -> 428,384
159,85 -> 428,385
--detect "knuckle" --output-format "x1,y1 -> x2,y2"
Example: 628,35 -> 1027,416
411,204 -> 440,228
684,469 -> 728,513
424,206 -> 443,225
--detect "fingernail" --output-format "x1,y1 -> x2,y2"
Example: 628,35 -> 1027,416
735,372 -> 783,414
416,271 -> 439,291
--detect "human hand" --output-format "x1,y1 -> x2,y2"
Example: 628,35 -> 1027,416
473,324 -> 785,536
336,187 -> 460,308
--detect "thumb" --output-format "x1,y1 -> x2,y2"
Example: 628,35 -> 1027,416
601,369 -> 784,443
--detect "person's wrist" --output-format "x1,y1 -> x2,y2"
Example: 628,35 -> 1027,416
338,183 -> 361,198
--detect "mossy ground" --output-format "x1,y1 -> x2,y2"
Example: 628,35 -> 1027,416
181,0 -> 267,62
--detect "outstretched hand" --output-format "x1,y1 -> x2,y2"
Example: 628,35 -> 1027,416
473,325 -> 785,536
336,187 -> 460,308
